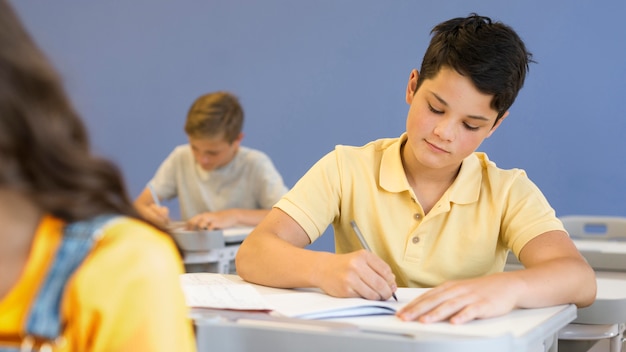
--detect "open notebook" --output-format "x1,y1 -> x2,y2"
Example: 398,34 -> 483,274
180,273 -> 428,320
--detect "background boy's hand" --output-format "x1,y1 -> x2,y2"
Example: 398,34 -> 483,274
186,210 -> 237,230
147,203 -> 170,227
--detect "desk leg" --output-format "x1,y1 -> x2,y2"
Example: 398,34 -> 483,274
545,334 -> 558,352
217,245 -> 241,274
609,323 -> 625,352
183,244 -> 242,274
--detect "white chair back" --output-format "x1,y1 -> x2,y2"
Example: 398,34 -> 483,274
560,215 -> 626,241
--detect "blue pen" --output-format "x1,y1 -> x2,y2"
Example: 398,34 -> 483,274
148,183 -> 161,207
350,220 -> 398,302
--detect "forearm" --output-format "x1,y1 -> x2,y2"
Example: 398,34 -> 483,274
513,257 -> 596,308
236,232 -> 331,288
134,189 -> 164,223
232,208 -> 271,227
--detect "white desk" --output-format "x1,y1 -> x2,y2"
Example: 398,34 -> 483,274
507,241 -> 626,351
191,275 -> 576,352
573,239 -> 626,272
171,227 -> 253,274
506,239 -> 626,272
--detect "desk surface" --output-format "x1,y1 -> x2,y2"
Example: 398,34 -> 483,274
574,239 -> 626,253
507,239 -> 626,272
506,250 -> 626,327
192,275 -> 576,352
574,274 -> 626,325
172,226 -> 253,251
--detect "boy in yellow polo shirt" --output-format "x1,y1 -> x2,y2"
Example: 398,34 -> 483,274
236,13 -> 596,324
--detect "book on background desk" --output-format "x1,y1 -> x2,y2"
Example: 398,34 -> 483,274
180,273 -> 427,319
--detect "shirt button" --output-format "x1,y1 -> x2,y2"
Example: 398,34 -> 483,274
412,236 -> 420,244
414,213 -> 421,220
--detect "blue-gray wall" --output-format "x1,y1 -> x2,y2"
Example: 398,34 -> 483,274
10,1 -> 626,252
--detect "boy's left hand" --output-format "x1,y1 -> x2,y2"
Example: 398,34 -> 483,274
187,210 -> 237,230
396,273 -> 520,324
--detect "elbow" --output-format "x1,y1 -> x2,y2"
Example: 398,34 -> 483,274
575,268 -> 597,308
234,244 -> 252,281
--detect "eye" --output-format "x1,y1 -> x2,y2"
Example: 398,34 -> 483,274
428,104 -> 443,114
463,122 -> 480,131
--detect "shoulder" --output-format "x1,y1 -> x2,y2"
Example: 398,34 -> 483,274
79,217 -> 183,279
169,144 -> 192,158
233,146 -> 278,171
335,136 -> 399,154
467,153 -> 551,211
472,152 -> 528,185
237,146 -> 271,161
332,136 -> 402,169
160,145 -> 194,168
62,216 -> 191,350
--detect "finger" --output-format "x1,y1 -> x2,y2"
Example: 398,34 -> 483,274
348,277 -> 385,300
350,267 -> 394,300
449,305 -> 479,325
186,217 -> 202,230
397,286 -> 456,321
362,252 -> 397,300
400,289 -> 474,323
420,294 -> 480,323
200,216 -> 214,230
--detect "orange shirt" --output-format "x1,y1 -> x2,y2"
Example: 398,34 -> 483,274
0,215 -> 196,352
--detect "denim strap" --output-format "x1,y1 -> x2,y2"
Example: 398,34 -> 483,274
24,215 -> 118,340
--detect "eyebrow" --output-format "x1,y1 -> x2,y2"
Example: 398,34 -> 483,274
191,145 -> 222,154
431,92 -> 491,122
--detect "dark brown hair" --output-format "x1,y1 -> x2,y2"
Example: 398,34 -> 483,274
417,14 -> 534,122
0,0 -> 143,223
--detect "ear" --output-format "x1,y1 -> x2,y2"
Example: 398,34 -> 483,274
405,69 -> 419,104
232,132 -> 244,145
486,111 -> 509,138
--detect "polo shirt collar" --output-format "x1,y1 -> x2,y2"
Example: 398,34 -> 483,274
378,133 -> 481,205
379,133 -> 412,193
447,153 -> 482,205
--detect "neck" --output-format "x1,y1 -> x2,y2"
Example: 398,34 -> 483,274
400,143 -> 461,214
0,190 -> 42,257
0,190 -> 42,299
401,142 -> 461,187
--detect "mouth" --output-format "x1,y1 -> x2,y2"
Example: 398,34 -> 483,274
424,139 -> 449,154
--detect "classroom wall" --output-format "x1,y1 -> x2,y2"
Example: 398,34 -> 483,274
10,0 -> 626,252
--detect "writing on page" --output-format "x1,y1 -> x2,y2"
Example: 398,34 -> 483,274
180,273 -> 272,310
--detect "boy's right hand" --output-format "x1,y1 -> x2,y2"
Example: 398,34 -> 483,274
147,203 -> 170,227
313,250 -> 397,301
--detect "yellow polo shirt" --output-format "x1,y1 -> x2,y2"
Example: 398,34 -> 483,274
0,215 -> 196,352
276,133 -> 564,288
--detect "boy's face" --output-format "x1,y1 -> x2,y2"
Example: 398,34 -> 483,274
403,67 -> 507,173
188,134 -> 242,171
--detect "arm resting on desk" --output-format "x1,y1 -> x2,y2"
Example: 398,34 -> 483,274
187,208 -> 270,230
397,230 -> 597,324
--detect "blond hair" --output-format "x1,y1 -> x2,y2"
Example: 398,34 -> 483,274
184,91 -> 243,143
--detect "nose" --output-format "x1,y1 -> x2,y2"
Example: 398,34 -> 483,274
196,154 -> 213,168
433,116 -> 455,141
